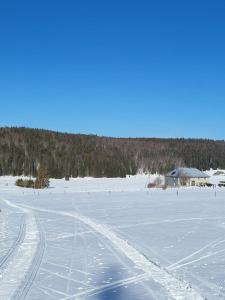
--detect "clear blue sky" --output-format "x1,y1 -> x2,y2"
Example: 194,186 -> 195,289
0,0 -> 224,139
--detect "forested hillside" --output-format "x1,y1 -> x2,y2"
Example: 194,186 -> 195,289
0,127 -> 225,178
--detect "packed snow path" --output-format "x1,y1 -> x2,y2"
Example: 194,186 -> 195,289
16,203 -> 204,300
0,199 -> 41,300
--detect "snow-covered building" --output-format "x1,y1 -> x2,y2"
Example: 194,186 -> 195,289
165,168 -> 209,187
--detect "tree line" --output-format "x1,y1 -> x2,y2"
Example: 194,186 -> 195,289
0,127 -> 225,178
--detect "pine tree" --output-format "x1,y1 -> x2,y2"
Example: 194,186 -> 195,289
35,165 -> 49,189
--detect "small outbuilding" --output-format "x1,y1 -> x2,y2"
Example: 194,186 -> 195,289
165,168 -> 209,187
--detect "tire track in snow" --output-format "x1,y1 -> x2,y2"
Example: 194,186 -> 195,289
0,199 -> 40,300
20,204 -> 205,300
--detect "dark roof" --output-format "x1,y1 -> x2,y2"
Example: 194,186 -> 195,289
166,168 -> 209,178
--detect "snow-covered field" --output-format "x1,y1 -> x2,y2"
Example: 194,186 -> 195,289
0,174 -> 225,299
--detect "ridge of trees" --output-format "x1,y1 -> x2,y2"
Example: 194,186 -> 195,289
0,127 -> 225,178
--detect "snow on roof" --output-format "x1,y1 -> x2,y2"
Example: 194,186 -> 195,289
166,168 -> 209,178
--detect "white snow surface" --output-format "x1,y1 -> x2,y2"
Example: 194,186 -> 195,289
0,199 -> 39,300
0,174 -> 225,299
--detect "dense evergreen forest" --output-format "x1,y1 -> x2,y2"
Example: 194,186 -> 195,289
0,127 -> 225,178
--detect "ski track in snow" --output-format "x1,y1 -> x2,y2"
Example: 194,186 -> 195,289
168,237 -> 225,271
40,267 -> 94,288
0,215 -> 26,269
81,222 -> 157,299
61,273 -> 150,299
75,207 -> 157,299
113,216 -> 225,229
0,210 -> 6,245
169,248 -> 225,271
19,203 -> 204,300
0,199 -> 40,300
12,217 -> 45,300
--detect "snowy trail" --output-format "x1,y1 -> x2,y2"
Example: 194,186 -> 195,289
19,203 -> 204,300
13,217 -> 45,300
0,199 -> 40,300
0,216 -> 26,269
75,206 -> 157,298
81,221 -> 157,299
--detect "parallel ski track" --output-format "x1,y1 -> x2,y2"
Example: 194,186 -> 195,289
12,217 -> 45,300
0,216 -> 26,269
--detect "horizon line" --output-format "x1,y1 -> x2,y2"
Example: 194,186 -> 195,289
0,125 -> 224,142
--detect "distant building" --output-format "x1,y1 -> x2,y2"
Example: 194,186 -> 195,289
165,168 -> 209,187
